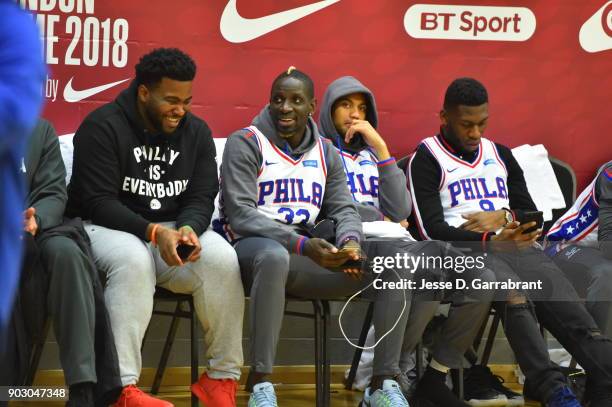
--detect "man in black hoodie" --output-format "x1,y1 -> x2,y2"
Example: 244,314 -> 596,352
67,48 -> 244,407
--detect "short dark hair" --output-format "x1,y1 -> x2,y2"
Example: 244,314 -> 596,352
443,77 -> 488,110
271,67 -> 314,99
135,48 -> 196,87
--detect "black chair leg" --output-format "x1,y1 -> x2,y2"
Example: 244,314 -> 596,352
472,308 -> 492,354
24,318 -> 50,386
345,302 -> 374,390
151,301 -> 182,394
481,312 -> 501,366
322,300 -> 331,407
190,298 -> 199,407
313,300 -> 323,407
415,342 -> 424,380
451,368 -> 464,400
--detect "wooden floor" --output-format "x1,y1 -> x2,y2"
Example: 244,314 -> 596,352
15,366 -> 542,406
11,386 -> 541,407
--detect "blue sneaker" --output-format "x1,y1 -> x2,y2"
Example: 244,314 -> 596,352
546,386 -> 580,407
248,382 -> 278,407
361,379 -> 410,407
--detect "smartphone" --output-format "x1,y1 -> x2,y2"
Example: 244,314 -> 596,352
342,257 -> 367,270
176,243 -> 196,260
520,210 -> 543,234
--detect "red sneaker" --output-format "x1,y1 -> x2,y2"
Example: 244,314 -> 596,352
191,373 -> 238,407
112,385 -> 174,407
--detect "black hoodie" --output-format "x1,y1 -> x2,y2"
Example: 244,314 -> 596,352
66,81 -> 218,240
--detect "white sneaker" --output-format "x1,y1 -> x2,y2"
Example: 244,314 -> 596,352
361,379 -> 410,407
248,382 -> 278,407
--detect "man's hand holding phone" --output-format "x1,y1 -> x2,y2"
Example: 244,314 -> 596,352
153,224 -> 201,266
490,220 -> 542,251
303,238 -> 364,279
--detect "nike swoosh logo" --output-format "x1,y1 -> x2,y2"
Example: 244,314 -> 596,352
220,0 -> 341,43
265,160 -> 278,166
63,77 -> 131,103
447,167 -> 458,173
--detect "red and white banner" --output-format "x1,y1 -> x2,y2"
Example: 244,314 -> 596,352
22,0 -> 612,188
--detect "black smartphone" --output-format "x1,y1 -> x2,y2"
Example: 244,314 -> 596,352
342,257 -> 367,270
176,243 -> 196,260
520,210 -> 543,234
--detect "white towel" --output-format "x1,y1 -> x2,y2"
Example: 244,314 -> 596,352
511,144 -> 566,221
362,221 -> 416,240
59,133 -> 75,185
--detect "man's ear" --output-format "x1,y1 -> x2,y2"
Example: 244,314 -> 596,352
309,97 -> 317,117
439,109 -> 448,127
137,84 -> 149,104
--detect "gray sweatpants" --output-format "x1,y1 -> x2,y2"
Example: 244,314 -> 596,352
398,241 -> 495,370
42,235 -> 96,386
85,223 -> 244,385
236,236 -> 414,377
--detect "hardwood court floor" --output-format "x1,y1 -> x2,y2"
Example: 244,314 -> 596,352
11,385 -> 541,407
16,366 -> 541,406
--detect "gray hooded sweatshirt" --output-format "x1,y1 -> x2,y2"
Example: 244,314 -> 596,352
219,105 -> 363,253
318,76 -> 411,222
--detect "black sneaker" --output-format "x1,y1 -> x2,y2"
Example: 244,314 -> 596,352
480,366 -> 524,406
463,365 -> 509,406
414,368 -> 470,407
67,382 -> 94,407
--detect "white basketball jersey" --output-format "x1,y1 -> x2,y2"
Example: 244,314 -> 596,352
335,147 -> 379,207
544,163 -> 610,255
215,125 -> 327,243
413,136 -> 510,234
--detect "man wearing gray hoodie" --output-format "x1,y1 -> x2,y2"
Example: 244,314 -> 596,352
318,76 -> 495,407
216,68 -> 415,407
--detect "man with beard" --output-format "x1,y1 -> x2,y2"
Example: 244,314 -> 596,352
67,48 -> 244,407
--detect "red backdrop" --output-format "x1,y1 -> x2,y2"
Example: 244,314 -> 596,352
28,0 -> 612,189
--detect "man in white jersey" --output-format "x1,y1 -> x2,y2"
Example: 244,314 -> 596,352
408,78 -> 612,406
216,68 -> 417,407
318,76 -> 494,407
546,161 -> 612,336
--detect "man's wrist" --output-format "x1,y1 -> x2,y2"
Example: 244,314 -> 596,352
372,142 -> 390,161
179,225 -> 195,234
339,235 -> 359,248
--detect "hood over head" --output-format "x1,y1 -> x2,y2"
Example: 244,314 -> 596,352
318,76 -> 378,154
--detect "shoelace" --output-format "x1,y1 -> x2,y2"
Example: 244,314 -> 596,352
486,370 -> 518,395
252,387 -> 278,406
377,385 -> 409,406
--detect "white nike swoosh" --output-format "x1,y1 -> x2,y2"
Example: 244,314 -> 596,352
220,0 -> 341,43
63,77 -> 131,103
